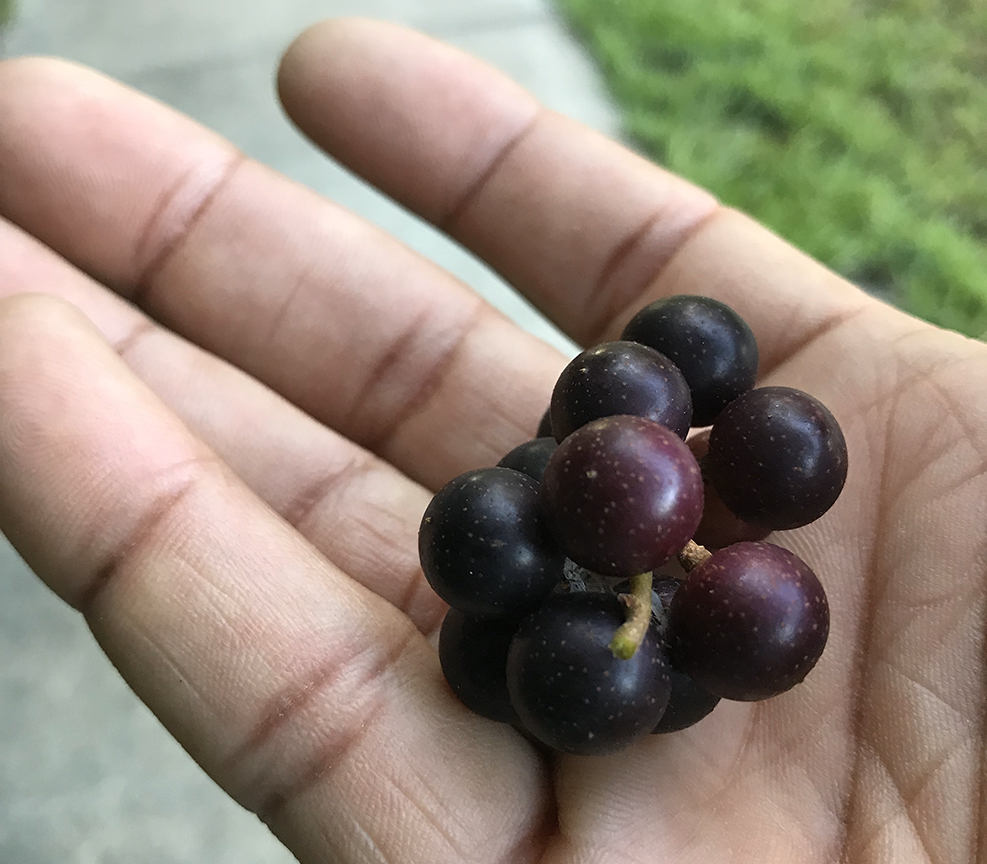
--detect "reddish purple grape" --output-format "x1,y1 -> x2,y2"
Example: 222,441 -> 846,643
669,541 -> 829,701
694,483 -> 773,549
497,437 -> 557,484
705,386 -> 848,530
439,609 -> 520,724
506,592 -> 670,755
540,416 -> 704,577
419,467 -> 563,618
687,430 -> 770,549
550,341 -> 692,442
622,295 -> 758,426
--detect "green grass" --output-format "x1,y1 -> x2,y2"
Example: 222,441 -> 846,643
556,0 -> 987,337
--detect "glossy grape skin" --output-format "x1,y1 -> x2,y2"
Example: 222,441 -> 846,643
439,609 -> 520,724
506,593 -> 671,755
419,467 -> 564,618
705,387 -> 848,530
540,416 -> 704,577
622,295 -> 758,426
669,541 -> 829,701
550,341 -> 692,442
497,437 -> 558,484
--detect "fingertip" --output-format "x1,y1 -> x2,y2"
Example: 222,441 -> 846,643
0,54 -> 69,82
278,17 -> 410,104
0,55 -> 117,107
0,289 -> 89,319
280,16 -> 420,62
0,292 -> 99,366
277,16 -> 538,226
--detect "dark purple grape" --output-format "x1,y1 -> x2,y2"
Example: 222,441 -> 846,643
649,577 -> 720,733
419,467 -> 564,618
506,592 -> 670,755
497,437 -> 558,484
550,341 -> 692,442
439,609 -> 520,724
540,416 -> 703,577
652,669 -> 721,733
621,295 -> 758,427
537,407 -> 553,438
705,386 -> 848,530
669,541 -> 829,701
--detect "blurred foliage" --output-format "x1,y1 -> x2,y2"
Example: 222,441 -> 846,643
0,0 -> 11,26
556,0 -> 987,337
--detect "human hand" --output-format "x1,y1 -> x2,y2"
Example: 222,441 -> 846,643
0,18 -> 983,864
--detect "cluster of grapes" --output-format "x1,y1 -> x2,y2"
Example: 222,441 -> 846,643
419,295 -> 847,755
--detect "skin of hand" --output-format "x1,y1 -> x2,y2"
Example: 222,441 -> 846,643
0,17 -> 984,864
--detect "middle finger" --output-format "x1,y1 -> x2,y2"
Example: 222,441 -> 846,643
0,58 -> 566,490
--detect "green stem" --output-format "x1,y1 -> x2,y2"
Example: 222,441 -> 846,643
609,572 -> 653,659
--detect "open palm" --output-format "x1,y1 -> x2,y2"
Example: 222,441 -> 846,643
0,19 -> 983,864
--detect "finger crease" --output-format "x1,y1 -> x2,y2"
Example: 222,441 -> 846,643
130,151 -> 246,308
398,563 -> 444,632
240,625 -> 420,825
582,202 -> 722,347
369,299 -> 487,454
257,697 -> 388,826
282,454 -> 377,532
761,300 -> 874,380
77,456 -> 213,614
384,770 -> 471,861
438,107 -> 544,233
493,771 -> 557,864
111,318 -> 158,360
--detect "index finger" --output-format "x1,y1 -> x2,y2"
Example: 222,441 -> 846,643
278,18 -> 874,370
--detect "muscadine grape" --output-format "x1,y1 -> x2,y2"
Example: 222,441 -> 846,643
622,295 -> 758,426
650,577 -> 720,733
497,437 -> 557,484
506,592 -> 670,755
540,416 -> 704,577
669,541 -> 829,701
537,407 -> 553,438
652,669 -> 722,733
419,467 -> 563,618
550,341 -> 692,441
687,430 -> 770,549
439,609 -> 520,724
705,386 -> 848,530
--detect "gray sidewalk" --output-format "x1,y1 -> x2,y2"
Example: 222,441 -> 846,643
0,2 -> 617,862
